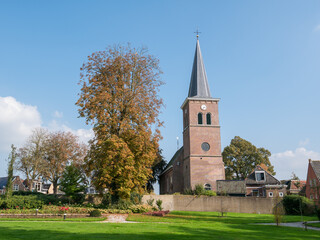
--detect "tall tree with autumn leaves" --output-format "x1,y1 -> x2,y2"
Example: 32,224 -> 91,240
76,44 -> 164,199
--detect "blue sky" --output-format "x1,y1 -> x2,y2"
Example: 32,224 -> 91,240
1,1 -> 320,185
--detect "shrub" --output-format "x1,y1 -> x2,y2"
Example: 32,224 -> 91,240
204,190 -> 217,196
89,209 -> 102,217
71,194 -> 85,204
282,195 -> 315,215
100,193 -> 112,208
130,192 -> 142,204
317,208 -> 320,221
183,189 -> 194,195
194,184 -> 206,195
111,199 -> 133,210
0,195 -> 44,209
146,198 -> 154,206
12,191 -> 69,205
129,204 -> 152,213
156,199 -> 163,211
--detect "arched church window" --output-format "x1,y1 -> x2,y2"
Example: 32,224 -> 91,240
204,183 -> 211,191
206,113 -> 211,125
198,113 -> 203,125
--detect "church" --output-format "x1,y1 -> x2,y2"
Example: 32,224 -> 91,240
159,38 -> 225,194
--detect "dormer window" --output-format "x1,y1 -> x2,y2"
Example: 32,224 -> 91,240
198,113 -> 203,124
255,171 -> 265,181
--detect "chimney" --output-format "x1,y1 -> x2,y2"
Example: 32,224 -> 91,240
309,159 -> 312,163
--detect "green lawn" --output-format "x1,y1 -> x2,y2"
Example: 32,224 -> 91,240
307,222 -> 320,228
0,212 -> 319,240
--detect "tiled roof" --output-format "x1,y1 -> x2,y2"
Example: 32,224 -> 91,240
245,165 -> 280,185
0,177 -> 8,190
310,160 -> 320,181
0,176 -> 19,190
160,147 -> 183,175
216,180 -> 246,194
289,180 -> 306,190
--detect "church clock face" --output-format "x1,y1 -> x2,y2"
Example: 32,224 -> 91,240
201,104 -> 207,110
201,142 -> 210,151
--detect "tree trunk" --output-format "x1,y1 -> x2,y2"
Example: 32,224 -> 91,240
53,180 -> 58,195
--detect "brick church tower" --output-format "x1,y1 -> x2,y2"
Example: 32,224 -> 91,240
160,38 -> 225,194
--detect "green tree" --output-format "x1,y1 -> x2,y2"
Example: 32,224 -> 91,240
76,44 -> 163,199
59,164 -> 88,201
146,149 -> 166,193
6,145 -> 17,199
222,136 -> 275,180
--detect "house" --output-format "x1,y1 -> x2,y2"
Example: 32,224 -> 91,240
0,176 -> 26,194
306,159 -> 320,204
284,180 -> 306,196
159,37 -> 225,194
23,178 -> 54,194
216,165 -> 286,198
42,183 -> 54,194
245,165 -> 287,198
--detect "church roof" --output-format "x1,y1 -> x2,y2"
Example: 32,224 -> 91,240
188,39 -> 212,98
160,147 -> 183,176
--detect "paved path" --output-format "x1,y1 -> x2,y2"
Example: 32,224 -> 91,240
256,221 -> 320,231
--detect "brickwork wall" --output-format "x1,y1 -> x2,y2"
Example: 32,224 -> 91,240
306,162 -> 320,204
182,99 -> 225,191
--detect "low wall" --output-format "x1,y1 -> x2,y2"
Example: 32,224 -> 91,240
142,195 -> 274,214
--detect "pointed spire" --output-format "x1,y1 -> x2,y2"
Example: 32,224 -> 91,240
188,39 -> 212,98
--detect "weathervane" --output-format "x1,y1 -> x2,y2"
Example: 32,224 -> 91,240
194,28 -> 201,39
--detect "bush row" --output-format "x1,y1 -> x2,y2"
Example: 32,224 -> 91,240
183,184 -> 217,196
0,196 -> 44,209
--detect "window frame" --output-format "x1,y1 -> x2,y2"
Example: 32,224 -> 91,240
206,113 -> 211,125
268,192 -> 273,197
252,189 -> 259,197
279,192 -> 284,197
13,184 -> 19,191
198,112 -> 203,125
204,183 -> 211,191
255,171 -> 266,182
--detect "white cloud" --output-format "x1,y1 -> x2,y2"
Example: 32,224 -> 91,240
0,96 -> 42,151
53,110 -> 63,118
314,24 -> 320,32
270,147 -> 320,180
0,96 -> 94,177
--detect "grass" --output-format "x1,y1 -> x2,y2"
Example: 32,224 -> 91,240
306,222 -> 320,228
0,211 -> 319,239
127,211 -> 318,224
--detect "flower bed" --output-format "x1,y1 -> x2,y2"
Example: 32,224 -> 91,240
144,210 -> 170,217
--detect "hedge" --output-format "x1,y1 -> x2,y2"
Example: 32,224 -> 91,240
0,196 -> 44,209
282,195 -> 315,215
